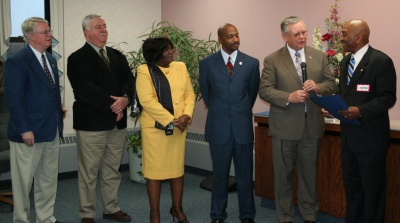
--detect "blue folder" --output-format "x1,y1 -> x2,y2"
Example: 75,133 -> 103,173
310,95 -> 360,125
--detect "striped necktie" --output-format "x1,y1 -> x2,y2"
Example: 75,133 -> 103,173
347,56 -> 355,85
295,51 -> 303,82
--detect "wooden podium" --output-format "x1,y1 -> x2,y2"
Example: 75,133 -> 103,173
254,114 -> 400,222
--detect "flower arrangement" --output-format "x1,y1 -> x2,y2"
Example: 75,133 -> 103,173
312,0 -> 345,87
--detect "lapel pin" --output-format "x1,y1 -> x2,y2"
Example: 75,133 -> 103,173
309,56 -> 312,59
239,62 -> 242,65
360,69 -> 364,72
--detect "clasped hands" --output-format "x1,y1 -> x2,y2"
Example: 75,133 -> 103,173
110,95 -> 129,121
173,114 -> 190,133
322,106 -> 360,120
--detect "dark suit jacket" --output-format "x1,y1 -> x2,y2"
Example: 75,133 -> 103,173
67,43 -> 134,131
339,46 -> 397,152
259,45 -> 336,140
4,45 -> 63,142
199,50 -> 260,145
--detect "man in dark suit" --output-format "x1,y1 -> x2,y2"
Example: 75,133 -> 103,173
199,23 -> 260,223
335,19 -> 396,223
259,16 -> 336,223
67,14 -> 133,223
4,17 -> 64,223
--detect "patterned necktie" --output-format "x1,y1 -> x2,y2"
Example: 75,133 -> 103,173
295,51 -> 303,82
226,56 -> 233,75
41,54 -> 56,91
347,56 -> 355,85
100,48 -> 110,68
295,51 -> 307,112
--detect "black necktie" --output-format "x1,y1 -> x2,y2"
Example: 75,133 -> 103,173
100,48 -> 110,68
41,54 -> 56,91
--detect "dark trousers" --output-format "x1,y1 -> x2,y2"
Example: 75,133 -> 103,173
342,145 -> 387,223
209,130 -> 255,221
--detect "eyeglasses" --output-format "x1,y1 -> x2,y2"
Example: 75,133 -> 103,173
34,30 -> 53,35
286,30 -> 308,38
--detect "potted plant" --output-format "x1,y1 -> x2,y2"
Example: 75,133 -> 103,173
126,21 -> 220,101
119,21 -> 220,182
126,129 -> 145,183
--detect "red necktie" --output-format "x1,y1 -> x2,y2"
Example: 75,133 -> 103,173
226,56 -> 233,75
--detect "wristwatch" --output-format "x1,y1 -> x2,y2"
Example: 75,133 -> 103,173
123,94 -> 131,106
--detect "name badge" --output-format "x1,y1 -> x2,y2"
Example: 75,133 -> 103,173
357,84 -> 370,92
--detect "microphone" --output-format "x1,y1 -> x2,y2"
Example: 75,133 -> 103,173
300,62 -> 307,83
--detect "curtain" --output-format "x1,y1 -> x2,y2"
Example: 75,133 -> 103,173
0,0 -> 11,61
50,0 -> 65,106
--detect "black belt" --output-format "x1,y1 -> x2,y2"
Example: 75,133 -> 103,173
305,113 -> 307,117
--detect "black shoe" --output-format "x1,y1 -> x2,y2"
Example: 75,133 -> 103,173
169,207 -> 189,223
211,219 -> 223,223
242,218 -> 255,223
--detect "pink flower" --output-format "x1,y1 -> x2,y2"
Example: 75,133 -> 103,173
326,50 -> 337,56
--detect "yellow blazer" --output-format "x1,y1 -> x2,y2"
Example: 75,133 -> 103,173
136,61 -> 195,128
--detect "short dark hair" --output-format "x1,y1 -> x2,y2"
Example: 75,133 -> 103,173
142,37 -> 174,63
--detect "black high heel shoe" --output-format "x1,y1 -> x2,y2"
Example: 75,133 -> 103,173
169,208 -> 190,223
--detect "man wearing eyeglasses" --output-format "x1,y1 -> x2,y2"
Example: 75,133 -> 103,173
259,16 -> 335,223
4,17 -> 64,223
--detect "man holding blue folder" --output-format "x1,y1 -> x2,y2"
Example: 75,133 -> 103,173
328,19 -> 396,223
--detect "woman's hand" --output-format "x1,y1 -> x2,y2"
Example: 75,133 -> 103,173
173,114 -> 191,132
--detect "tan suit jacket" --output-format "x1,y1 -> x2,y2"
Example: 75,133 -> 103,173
259,45 -> 336,140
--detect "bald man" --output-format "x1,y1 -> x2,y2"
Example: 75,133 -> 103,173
199,23 -> 260,223
335,19 -> 396,223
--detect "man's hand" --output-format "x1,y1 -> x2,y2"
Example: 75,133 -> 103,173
321,108 -> 333,118
338,106 -> 360,120
303,80 -> 320,94
115,111 -> 124,121
288,90 -> 309,103
110,95 -> 129,114
22,131 -> 35,147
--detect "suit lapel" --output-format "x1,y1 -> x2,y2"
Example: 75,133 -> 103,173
106,46 -> 117,74
348,47 -> 371,88
231,51 -> 244,77
281,46 -> 302,86
26,46 -> 56,94
46,52 -> 59,87
84,43 -> 111,72
213,51 -> 230,76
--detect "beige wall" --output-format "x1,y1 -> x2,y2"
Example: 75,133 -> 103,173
62,0 -> 161,134
161,0 -> 400,131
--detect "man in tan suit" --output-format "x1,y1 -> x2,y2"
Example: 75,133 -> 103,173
259,16 -> 335,223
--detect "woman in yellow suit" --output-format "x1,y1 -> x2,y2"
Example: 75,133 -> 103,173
136,37 -> 195,223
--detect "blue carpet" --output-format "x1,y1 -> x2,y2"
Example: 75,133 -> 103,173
0,167 -> 344,223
